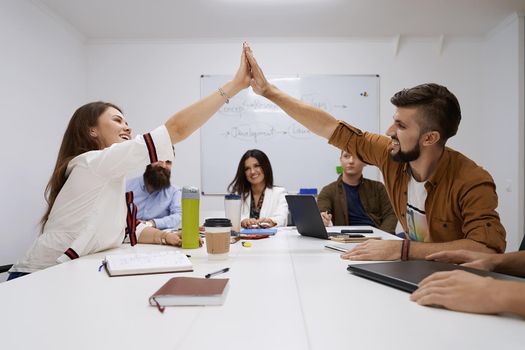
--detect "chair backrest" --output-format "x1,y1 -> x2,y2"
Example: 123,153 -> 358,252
519,234 -> 525,251
0,264 -> 13,274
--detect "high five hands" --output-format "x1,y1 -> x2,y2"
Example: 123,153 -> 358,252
242,42 -> 273,97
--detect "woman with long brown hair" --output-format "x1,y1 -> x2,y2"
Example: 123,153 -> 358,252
8,46 -> 251,280
228,149 -> 288,228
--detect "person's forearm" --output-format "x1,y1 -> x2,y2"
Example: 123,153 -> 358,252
165,80 -> 244,144
495,280 -> 525,317
494,251 -> 525,277
263,85 -> 339,139
410,239 -> 497,260
137,227 -> 164,244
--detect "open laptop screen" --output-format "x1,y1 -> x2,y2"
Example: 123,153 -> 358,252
286,195 -> 330,239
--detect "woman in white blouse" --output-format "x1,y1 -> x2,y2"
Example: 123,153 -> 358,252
228,149 -> 288,228
8,45 -> 251,280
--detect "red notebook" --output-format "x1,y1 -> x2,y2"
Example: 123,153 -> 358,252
149,277 -> 230,311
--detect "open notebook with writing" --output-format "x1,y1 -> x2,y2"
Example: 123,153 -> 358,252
103,251 -> 193,277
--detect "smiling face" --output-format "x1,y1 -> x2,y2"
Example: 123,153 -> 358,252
385,107 -> 423,162
244,156 -> 265,187
89,107 -> 131,148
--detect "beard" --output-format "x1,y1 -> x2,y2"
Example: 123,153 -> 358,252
390,140 -> 421,163
143,164 -> 171,191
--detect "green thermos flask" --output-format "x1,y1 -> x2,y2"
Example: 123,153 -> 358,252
182,186 -> 200,249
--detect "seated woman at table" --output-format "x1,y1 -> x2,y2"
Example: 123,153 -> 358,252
7,45 -> 251,280
410,249 -> 525,317
228,149 -> 288,228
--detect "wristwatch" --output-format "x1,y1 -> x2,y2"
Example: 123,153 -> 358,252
145,220 -> 156,228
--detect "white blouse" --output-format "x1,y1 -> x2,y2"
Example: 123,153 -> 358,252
11,125 -> 174,273
241,186 -> 289,227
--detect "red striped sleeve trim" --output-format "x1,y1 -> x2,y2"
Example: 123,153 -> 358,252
143,133 -> 158,164
125,191 -> 138,246
129,203 -> 137,246
126,192 -> 133,231
64,248 -> 79,260
126,191 -> 133,203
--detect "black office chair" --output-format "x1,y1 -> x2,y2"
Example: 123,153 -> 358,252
287,211 -> 295,226
0,264 -> 13,274
519,234 -> 525,251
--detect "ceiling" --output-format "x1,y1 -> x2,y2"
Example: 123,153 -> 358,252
35,0 -> 525,41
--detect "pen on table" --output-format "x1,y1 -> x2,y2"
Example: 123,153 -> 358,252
324,245 -> 348,253
205,267 -> 230,279
186,254 -> 191,258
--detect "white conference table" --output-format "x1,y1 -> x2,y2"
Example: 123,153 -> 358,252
1,227 -> 523,350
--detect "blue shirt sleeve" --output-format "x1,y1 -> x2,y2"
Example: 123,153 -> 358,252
152,186 -> 182,230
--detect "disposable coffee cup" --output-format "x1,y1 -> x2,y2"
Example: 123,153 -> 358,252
204,218 -> 232,260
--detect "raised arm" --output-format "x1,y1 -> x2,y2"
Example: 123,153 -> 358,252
165,45 -> 251,144
245,44 -> 338,140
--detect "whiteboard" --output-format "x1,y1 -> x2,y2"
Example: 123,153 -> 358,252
200,75 -> 380,195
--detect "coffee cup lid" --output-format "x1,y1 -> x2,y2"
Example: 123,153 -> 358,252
204,218 -> 232,227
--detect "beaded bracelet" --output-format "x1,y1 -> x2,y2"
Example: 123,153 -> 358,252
401,239 -> 410,261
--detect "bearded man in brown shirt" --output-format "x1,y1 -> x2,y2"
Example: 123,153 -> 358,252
245,45 -> 506,261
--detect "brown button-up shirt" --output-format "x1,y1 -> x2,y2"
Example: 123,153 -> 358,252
328,121 -> 506,253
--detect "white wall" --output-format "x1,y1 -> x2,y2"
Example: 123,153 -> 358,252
482,14 -> 525,251
0,0 -> 86,267
86,37 -> 512,233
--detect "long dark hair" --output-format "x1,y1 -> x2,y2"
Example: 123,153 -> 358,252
40,101 -> 123,232
227,149 -> 274,201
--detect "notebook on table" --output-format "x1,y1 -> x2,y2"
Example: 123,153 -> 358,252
240,228 -> 277,235
347,260 -> 524,293
149,277 -> 230,311
103,251 -> 193,277
285,195 -> 380,240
